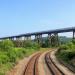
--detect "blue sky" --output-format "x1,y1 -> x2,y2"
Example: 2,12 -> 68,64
0,0 -> 75,37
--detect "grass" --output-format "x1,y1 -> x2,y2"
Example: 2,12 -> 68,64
0,40 -> 41,75
0,48 -> 38,75
0,62 -> 13,75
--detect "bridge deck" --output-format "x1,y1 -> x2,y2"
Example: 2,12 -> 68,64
0,27 -> 75,39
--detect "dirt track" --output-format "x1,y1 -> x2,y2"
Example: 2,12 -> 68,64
7,49 -> 75,75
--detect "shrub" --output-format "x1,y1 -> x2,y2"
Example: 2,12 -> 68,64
58,50 -> 75,61
57,40 -> 75,62
42,39 -> 50,48
72,39 -> 75,44
13,40 -> 23,47
58,50 -> 69,61
67,42 -> 74,50
14,48 -> 26,58
7,48 -> 16,62
31,42 -> 40,50
23,40 -> 32,48
23,41 -> 40,50
0,54 -> 9,64
58,45 -> 68,51
0,40 -> 14,51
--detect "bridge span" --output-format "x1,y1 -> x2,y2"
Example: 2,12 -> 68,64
0,27 -> 75,45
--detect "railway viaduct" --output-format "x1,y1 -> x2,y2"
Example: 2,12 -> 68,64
0,27 -> 75,46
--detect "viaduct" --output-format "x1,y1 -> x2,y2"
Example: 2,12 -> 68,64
0,27 -> 75,46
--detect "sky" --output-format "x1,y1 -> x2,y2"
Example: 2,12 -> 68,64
0,0 -> 75,37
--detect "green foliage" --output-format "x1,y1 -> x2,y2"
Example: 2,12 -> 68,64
57,39 -> 75,62
23,40 -> 40,50
7,48 -> 16,62
31,42 -> 40,50
0,54 -> 9,64
6,48 -> 26,63
0,48 -> 26,64
14,48 -> 26,58
0,40 -> 40,64
0,40 -> 40,74
58,45 -> 69,51
23,40 -> 33,48
57,50 -> 75,61
59,36 -> 72,44
0,40 -> 14,51
42,39 -> 50,48
13,40 -> 23,47
0,62 -> 13,75
72,39 -> 75,44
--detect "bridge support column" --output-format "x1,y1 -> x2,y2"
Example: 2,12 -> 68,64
73,31 -> 75,39
4,38 -> 9,40
19,37 -> 22,40
51,33 -> 59,47
16,37 -> 20,41
24,36 -> 31,41
26,36 -> 31,40
15,37 -> 23,47
0,38 -> 2,41
54,33 -> 59,46
48,34 -> 51,46
35,34 -> 42,45
16,37 -> 23,41
39,34 -> 42,45
12,37 -> 15,41
24,36 -> 27,40
35,35 -> 38,41
9,37 -> 13,40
